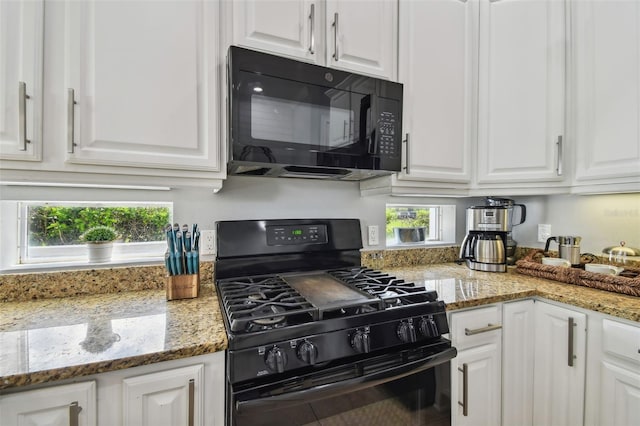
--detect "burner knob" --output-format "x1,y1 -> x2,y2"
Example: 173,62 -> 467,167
397,321 -> 417,343
264,346 -> 288,373
297,340 -> 318,365
351,329 -> 371,353
419,316 -> 439,338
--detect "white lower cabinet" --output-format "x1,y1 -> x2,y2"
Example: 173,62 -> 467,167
449,304 -> 502,426
0,381 -> 97,426
501,299 -> 535,426
585,317 -> 640,426
0,352 -> 225,426
123,364 -> 204,426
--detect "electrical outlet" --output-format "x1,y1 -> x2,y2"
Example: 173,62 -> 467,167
538,224 -> 552,243
368,225 -> 379,246
200,230 -> 215,255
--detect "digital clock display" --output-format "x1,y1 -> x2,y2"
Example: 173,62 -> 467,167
292,229 -> 303,236
266,224 -> 328,246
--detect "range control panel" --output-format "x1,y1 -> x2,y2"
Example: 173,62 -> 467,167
266,224 -> 328,246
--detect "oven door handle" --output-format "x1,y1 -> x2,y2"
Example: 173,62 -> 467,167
235,346 -> 457,414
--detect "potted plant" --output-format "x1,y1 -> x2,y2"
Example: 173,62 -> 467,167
81,225 -> 117,263
387,209 -> 430,244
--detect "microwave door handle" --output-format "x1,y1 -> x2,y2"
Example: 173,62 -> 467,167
359,95 -> 375,154
235,346 -> 456,414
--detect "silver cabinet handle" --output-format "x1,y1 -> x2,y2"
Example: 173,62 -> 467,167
458,363 -> 468,416
308,4 -> 315,54
568,317 -> 576,367
332,12 -> 339,61
464,323 -> 502,336
556,135 -> 563,176
67,88 -> 77,153
402,133 -> 410,174
69,401 -> 82,426
18,81 -> 31,151
188,378 -> 195,426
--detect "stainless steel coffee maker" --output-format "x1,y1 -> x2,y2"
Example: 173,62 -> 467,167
484,197 -> 526,265
458,206 -> 509,272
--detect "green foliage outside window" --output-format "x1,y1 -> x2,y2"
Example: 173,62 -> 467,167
28,206 -> 171,246
385,207 -> 430,238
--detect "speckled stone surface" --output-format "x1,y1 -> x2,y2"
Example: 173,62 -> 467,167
1,250 -> 638,392
0,283 -> 227,391
385,263 -> 640,321
0,262 -> 214,302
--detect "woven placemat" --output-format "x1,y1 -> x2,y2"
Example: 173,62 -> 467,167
515,249 -> 640,297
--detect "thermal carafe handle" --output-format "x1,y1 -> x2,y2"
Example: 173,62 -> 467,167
514,204 -> 526,225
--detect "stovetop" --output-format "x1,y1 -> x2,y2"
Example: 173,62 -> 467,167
217,267 -> 440,335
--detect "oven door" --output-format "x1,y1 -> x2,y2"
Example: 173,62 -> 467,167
229,340 -> 456,426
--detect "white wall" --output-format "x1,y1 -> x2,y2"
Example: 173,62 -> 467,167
1,179 -> 638,256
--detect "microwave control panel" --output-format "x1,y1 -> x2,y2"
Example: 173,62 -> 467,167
375,98 -> 400,159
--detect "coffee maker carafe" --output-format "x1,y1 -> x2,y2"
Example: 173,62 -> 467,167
458,206 -> 509,272
484,197 -> 526,265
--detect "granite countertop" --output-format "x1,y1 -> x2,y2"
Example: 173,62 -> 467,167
1,263 -> 638,391
0,284 -> 227,391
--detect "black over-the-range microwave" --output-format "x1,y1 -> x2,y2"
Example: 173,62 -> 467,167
227,46 -> 403,181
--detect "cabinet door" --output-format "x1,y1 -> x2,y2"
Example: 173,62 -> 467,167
502,299 -> 534,426
599,361 -> 640,426
232,0 -> 320,64
396,0 -> 472,184
325,0 -> 397,80
451,344 -> 501,426
573,0 -> 640,190
476,0 -> 565,184
122,364 -> 204,426
64,0 -> 221,172
0,0 -> 43,161
533,301 -> 586,426
0,381 -> 96,426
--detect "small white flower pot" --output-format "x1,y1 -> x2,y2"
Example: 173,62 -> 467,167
87,242 -> 114,263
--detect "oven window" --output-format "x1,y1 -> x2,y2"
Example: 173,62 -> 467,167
233,364 -> 450,426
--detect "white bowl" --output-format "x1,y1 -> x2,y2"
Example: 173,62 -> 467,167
542,257 -> 571,267
585,264 -> 623,275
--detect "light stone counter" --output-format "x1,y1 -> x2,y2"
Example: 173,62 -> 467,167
0,284 -> 227,391
385,264 -> 640,321
1,261 -> 638,392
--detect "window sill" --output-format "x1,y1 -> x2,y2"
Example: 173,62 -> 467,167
0,256 -> 167,275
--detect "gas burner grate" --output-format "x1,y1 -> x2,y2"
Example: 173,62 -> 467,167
328,267 -> 439,307
217,275 -> 317,333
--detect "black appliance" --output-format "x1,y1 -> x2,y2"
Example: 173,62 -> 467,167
215,219 -> 456,426
227,47 -> 404,181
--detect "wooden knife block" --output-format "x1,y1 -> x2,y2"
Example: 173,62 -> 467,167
166,274 -> 199,300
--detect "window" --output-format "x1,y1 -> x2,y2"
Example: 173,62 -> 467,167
386,204 -> 456,247
16,202 -> 172,265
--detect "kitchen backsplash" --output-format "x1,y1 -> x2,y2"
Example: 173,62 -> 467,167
1,247 -> 635,303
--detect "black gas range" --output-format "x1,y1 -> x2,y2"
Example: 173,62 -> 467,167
215,219 -> 456,426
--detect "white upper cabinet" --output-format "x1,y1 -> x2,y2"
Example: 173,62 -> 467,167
64,0 -> 221,173
572,0 -> 640,193
325,0 -> 397,79
476,0 -> 566,185
230,0 -> 397,80
396,0 -> 472,185
231,0 -> 320,65
0,0 -> 43,161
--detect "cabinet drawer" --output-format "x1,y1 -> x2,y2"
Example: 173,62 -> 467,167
602,319 -> 640,365
450,305 -> 502,349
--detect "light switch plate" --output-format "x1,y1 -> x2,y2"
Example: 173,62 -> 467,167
368,225 -> 379,246
538,224 -> 551,243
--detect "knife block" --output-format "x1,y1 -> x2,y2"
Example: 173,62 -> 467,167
166,274 -> 199,300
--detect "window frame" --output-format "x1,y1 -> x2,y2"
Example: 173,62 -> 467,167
385,203 -> 456,247
13,201 -> 172,267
